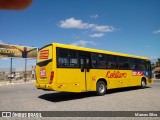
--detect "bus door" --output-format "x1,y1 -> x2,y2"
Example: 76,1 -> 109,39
80,55 -> 91,91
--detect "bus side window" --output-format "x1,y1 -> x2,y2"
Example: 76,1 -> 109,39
69,50 -> 78,67
123,57 -> 130,69
106,55 -> 112,69
145,60 -> 151,72
117,56 -> 122,69
135,59 -> 139,70
135,59 -> 145,71
80,58 -> 84,64
112,55 -> 118,69
129,58 -> 135,70
80,57 -> 85,72
57,48 -> 78,68
91,53 -> 98,68
91,53 -> 106,68
140,60 -> 146,71
57,48 -> 69,67
98,54 -> 106,68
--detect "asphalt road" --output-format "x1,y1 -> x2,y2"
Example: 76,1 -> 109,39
0,80 -> 160,120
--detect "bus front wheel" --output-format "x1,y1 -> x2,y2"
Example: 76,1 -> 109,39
141,78 -> 146,89
96,81 -> 107,96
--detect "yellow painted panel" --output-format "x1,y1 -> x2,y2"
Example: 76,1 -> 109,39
56,68 -> 86,92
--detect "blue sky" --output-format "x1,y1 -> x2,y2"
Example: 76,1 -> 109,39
0,0 -> 160,70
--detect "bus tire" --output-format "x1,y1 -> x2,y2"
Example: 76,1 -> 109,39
96,81 -> 107,96
141,78 -> 146,89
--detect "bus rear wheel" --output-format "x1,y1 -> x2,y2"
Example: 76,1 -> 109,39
96,81 -> 107,96
141,79 -> 146,89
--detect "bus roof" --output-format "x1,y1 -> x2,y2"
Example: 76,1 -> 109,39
52,43 -> 149,60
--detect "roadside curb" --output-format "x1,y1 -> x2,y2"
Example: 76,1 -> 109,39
0,80 -> 35,86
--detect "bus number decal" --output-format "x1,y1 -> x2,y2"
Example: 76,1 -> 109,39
92,76 -> 96,81
132,71 -> 144,76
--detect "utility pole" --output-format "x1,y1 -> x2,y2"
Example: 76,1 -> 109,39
10,58 -> 12,83
24,58 -> 27,82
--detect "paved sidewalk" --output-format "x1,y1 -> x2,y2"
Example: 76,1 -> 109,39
0,79 -> 35,86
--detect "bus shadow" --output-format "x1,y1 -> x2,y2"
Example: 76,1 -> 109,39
38,92 -> 96,102
107,86 -> 151,94
38,86 -> 151,102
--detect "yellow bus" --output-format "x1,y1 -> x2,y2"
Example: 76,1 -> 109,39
35,43 -> 153,95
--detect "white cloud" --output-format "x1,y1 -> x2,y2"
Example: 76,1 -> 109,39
59,18 -> 92,29
91,14 -> 99,19
89,33 -> 105,38
93,25 -> 115,32
70,40 -> 97,47
59,18 -> 116,33
153,29 -> 160,34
